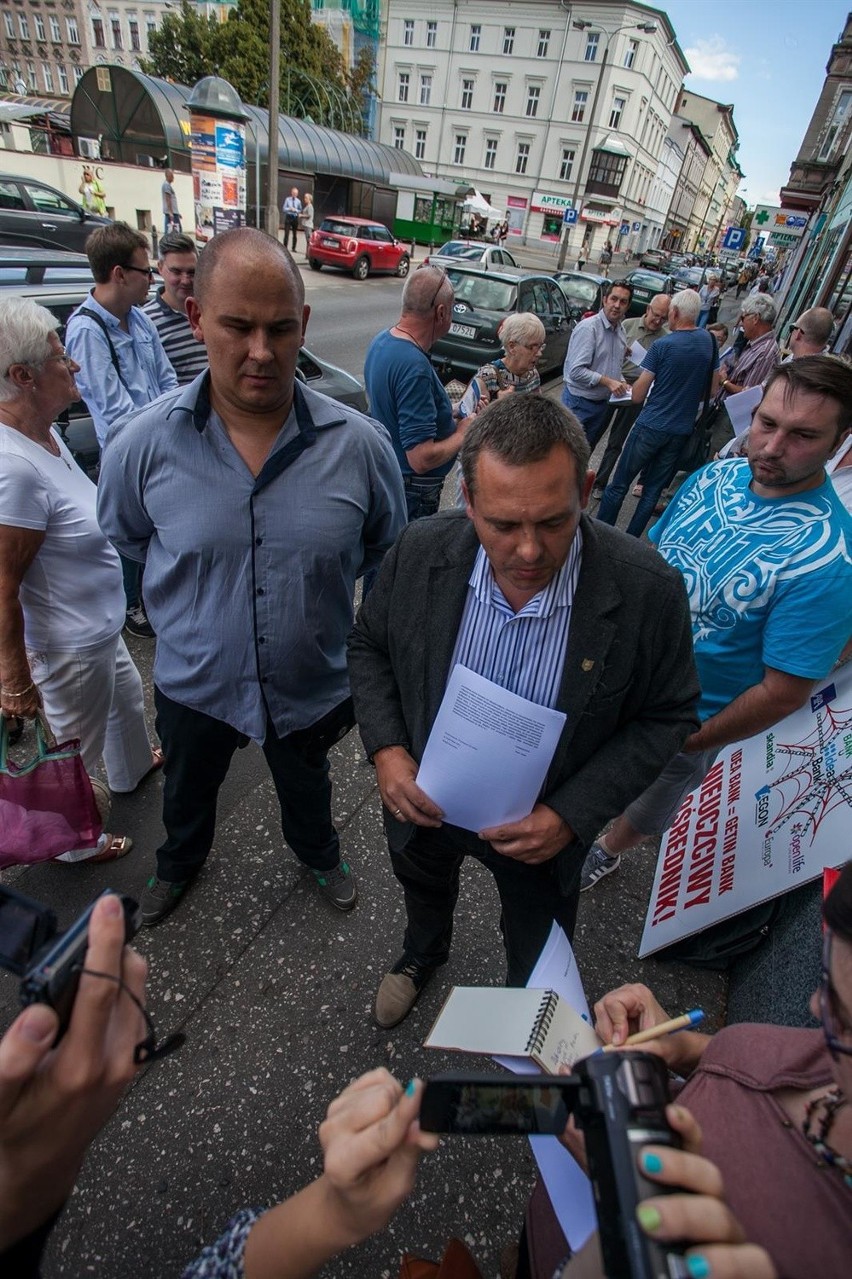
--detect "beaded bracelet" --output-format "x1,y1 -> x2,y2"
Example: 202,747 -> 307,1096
1,681 -> 34,698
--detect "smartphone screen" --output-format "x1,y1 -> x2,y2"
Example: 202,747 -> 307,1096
421,1075 -> 574,1135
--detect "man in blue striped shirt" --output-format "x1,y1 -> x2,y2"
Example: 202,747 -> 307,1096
349,395 -> 700,1028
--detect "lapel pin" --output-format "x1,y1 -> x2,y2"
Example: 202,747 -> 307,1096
581,659 -> 595,672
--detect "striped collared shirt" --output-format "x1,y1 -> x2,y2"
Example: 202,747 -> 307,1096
448,532 -> 583,709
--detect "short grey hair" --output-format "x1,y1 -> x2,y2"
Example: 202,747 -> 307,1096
670,289 -> 701,323
0,297 -> 60,402
401,265 -> 452,316
460,394 -> 590,499
741,293 -> 777,326
500,311 -> 545,350
796,307 -> 834,348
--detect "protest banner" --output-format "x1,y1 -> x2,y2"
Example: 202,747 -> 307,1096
640,662 -> 852,957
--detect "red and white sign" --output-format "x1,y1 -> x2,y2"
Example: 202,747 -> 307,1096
580,205 -> 622,226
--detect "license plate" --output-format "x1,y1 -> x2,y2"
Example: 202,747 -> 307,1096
321,237 -> 338,247
635,290 -> 651,302
450,323 -> 476,338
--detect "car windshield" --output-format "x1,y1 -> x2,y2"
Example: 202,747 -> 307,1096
557,276 -> 599,306
445,270 -> 517,312
436,242 -> 484,258
319,220 -> 359,237
630,271 -> 667,287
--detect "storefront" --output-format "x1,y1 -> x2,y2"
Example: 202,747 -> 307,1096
529,191 -> 573,241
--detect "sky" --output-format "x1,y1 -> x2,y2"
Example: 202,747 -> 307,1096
655,0 -> 849,209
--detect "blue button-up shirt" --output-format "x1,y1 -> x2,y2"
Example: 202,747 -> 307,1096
97,375 -> 406,741
449,533 -> 583,709
563,310 -> 628,402
65,292 -> 177,448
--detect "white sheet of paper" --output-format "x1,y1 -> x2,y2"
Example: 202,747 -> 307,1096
630,339 -> 648,366
725,384 -> 763,436
609,390 -> 632,403
493,923 -> 597,1252
415,665 -> 566,832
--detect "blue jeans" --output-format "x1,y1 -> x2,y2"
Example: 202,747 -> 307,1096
697,309 -> 710,328
560,386 -> 612,449
597,426 -> 688,536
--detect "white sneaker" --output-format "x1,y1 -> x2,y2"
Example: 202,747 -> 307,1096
580,843 -> 621,892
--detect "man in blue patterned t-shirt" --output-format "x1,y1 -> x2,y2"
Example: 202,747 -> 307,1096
582,355 -> 852,891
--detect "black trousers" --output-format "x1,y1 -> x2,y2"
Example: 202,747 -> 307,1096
389,823 -> 582,986
594,402 -> 642,491
154,687 -> 340,883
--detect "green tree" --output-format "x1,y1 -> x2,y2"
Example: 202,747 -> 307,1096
139,0 -> 219,86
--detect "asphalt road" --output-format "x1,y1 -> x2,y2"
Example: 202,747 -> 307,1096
0,254 -> 737,1277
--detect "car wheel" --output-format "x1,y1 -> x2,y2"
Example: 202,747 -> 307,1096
396,254 -> 411,278
309,259 -> 322,271
353,255 -> 370,281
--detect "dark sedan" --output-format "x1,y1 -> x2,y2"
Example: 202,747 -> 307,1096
0,173 -> 110,252
620,268 -> 675,317
553,270 -> 608,318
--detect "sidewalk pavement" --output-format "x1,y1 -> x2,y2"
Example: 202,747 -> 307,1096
1,631 -> 725,1278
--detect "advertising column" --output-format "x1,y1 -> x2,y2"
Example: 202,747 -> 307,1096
186,76 -> 248,244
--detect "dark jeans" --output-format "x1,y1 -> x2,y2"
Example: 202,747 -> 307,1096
153,687 -> 340,883
390,823 -> 582,986
362,473 -> 445,598
597,426 -> 688,537
560,387 -> 612,449
594,403 -> 641,490
283,216 -> 299,251
121,553 -> 140,611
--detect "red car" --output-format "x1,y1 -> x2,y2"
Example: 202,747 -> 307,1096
308,216 -> 411,281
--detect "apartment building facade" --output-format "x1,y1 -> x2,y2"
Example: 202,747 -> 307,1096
377,0 -> 688,254
678,88 -> 741,253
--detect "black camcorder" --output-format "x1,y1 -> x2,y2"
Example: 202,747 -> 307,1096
0,884 -> 140,1038
422,1051 -> 689,1279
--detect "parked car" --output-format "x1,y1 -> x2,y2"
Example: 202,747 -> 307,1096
0,268 -> 368,473
638,248 -> 669,271
308,216 -> 410,280
620,268 -> 675,317
0,173 -> 111,252
424,240 -> 517,270
429,265 -> 574,384
553,270 -> 608,318
668,263 -> 729,292
0,245 -> 96,285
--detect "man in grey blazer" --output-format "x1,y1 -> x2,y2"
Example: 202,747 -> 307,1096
348,396 -> 699,1028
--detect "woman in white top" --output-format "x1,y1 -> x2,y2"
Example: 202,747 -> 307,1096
0,298 -> 161,862
299,192 -> 315,255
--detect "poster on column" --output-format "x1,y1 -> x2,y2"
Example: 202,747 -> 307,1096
189,111 -> 246,244
639,661 -> 852,958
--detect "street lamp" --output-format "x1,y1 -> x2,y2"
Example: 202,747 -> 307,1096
556,19 -> 658,270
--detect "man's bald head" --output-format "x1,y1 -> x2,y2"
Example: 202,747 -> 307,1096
194,228 -> 305,308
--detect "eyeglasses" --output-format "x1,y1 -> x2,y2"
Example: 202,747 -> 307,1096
522,341 -> 546,352
789,324 -> 804,336
123,264 -> 155,279
819,930 -> 852,1059
418,263 -> 449,310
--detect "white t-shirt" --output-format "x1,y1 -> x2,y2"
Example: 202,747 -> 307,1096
0,425 -> 125,651
827,436 -> 852,515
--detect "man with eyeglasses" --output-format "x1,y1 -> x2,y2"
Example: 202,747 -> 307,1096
66,223 -> 177,638
142,232 -> 208,385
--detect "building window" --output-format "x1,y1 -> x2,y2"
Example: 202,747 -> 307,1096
66,18 -> 80,44
461,79 -> 474,109
34,15 -> 46,41
609,97 -> 626,130
559,147 -> 575,181
469,24 -> 480,53
403,19 -> 414,46
584,32 -> 599,62
426,20 -> 436,49
419,73 -> 432,106
503,27 -> 515,55
57,64 -> 68,94
92,19 -> 106,48
493,81 -> 507,113
18,15 -> 30,39
110,13 -> 122,49
586,148 -> 628,196
73,66 -> 85,85
26,62 -> 37,91
49,16 -> 61,41
415,128 -> 426,160
453,133 -> 467,165
3,14 -> 14,39
484,138 -> 498,170
572,91 -> 588,123
817,89 -> 852,161
393,125 -> 405,150
526,86 -> 540,118
516,142 -> 530,175
129,18 -> 140,51
624,39 -> 638,69
145,12 -> 156,38
397,71 -> 409,102
537,30 -> 550,59
42,62 -> 54,92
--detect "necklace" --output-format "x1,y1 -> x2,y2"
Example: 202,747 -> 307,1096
392,325 -> 428,355
802,1087 -> 852,1188
0,415 -> 72,469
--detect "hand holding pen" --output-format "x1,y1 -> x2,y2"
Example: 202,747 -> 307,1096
592,983 -> 712,1075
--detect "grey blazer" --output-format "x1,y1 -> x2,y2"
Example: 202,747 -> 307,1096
348,511 -> 700,886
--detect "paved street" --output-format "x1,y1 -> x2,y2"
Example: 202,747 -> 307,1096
0,256 -> 739,1278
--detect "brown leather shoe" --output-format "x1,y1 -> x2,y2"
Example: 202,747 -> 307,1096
375,957 -> 434,1028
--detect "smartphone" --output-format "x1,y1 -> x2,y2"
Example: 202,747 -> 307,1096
421,1074 -> 574,1135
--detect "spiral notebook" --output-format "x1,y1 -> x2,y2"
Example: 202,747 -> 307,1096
423,986 -> 600,1072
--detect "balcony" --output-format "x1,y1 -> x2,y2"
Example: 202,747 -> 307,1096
781,158 -> 838,211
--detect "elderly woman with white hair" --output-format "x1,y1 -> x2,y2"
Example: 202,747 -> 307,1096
697,272 -> 721,328
455,311 -> 546,423
0,297 -> 161,863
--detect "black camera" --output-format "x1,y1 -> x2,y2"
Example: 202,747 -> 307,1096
422,1051 -> 688,1279
0,885 -> 141,1038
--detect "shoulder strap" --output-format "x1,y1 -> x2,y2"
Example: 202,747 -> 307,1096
69,307 -> 127,388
